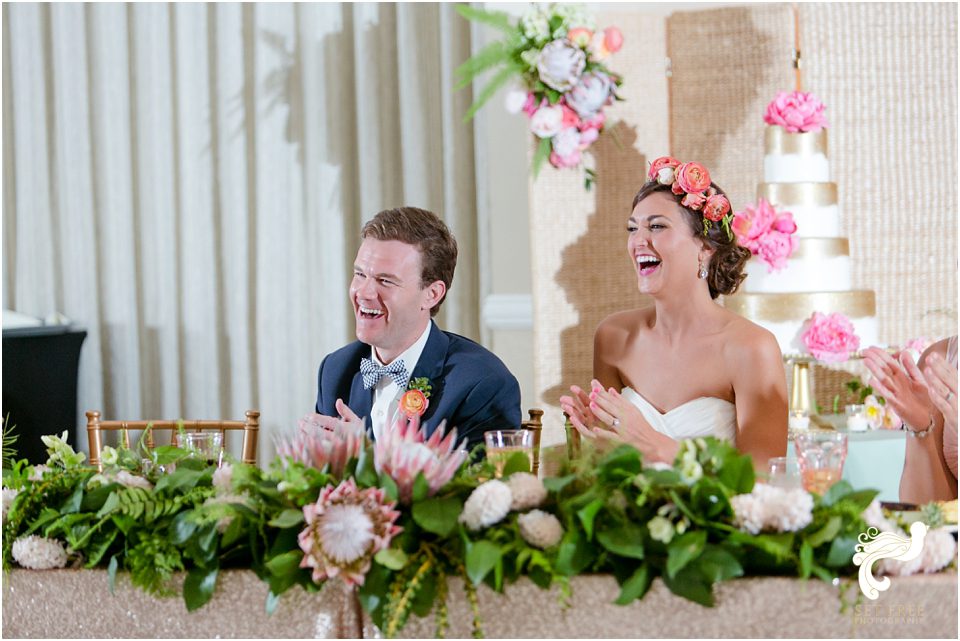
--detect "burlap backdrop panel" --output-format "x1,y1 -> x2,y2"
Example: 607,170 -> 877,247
529,12 -> 669,446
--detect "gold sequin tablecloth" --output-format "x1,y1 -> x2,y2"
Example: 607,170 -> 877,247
2,569 -> 957,638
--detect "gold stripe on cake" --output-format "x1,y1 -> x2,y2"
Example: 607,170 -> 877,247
724,291 -> 876,322
765,126 -> 828,155
791,238 -> 849,260
758,182 -> 838,207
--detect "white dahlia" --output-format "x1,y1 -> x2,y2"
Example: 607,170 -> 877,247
459,479 -> 512,531
518,510 -> 564,549
12,535 -> 68,570
298,478 -> 401,586
508,473 -> 547,511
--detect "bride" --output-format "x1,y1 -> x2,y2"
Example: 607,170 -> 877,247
560,157 -> 788,468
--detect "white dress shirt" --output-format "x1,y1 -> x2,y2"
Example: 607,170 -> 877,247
369,321 -> 432,439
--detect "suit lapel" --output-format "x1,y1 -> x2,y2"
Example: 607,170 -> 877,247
409,323 -> 449,425
348,365 -> 373,426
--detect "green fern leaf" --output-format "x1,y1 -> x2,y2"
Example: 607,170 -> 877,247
454,5 -> 515,33
454,40 -> 513,88
463,60 -> 524,122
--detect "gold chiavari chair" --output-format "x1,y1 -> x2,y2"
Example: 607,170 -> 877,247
85,409 -> 260,470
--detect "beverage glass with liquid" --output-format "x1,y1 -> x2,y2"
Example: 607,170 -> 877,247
183,431 -> 224,468
484,429 -> 533,477
794,432 -> 847,494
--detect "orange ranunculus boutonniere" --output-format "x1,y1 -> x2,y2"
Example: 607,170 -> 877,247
399,377 -> 432,418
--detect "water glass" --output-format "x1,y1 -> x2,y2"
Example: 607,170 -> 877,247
794,432 -> 847,494
183,432 -> 224,467
766,456 -> 801,489
484,429 -> 533,478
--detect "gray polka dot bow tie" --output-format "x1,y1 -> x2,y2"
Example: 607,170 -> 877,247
360,357 -> 408,390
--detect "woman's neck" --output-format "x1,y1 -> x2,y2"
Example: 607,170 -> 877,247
648,286 -> 719,340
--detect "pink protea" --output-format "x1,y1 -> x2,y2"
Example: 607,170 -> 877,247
373,414 -> 467,504
276,415 -> 365,479
298,478 -> 401,587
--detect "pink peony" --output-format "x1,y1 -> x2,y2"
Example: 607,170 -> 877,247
530,104 -> 564,139
522,93 -> 540,117
799,312 -> 861,362
560,104 -> 581,129
298,478 -> 401,587
733,199 -> 797,271
373,414 -> 467,504
648,156 -> 681,181
579,128 -> 599,147
550,150 -> 581,168
756,231 -> 798,272
763,91 -> 829,133
580,110 -> 606,131
674,162 -> 711,194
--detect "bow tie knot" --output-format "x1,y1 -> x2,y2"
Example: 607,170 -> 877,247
360,357 -> 408,390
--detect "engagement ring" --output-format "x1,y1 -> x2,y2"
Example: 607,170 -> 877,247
947,391 -> 955,402
612,418 -> 621,428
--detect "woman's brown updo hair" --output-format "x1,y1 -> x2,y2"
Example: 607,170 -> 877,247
632,180 -> 750,299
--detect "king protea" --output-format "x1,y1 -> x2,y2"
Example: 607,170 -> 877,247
374,414 -> 467,504
298,478 -> 401,586
276,415 -> 365,479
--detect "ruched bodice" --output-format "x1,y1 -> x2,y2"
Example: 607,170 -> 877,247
621,387 -> 738,444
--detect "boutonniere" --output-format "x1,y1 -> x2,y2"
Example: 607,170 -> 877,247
399,377 -> 432,418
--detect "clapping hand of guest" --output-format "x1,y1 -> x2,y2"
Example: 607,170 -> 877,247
862,346 -> 933,429
923,352 -> 958,435
560,384 -> 600,433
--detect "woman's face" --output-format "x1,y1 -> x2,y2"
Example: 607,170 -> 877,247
627,190 -> 708,297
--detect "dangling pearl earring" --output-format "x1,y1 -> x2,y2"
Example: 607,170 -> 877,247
698,260 -> 708,280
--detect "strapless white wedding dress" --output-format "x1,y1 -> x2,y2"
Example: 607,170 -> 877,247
621,387 -> 738,445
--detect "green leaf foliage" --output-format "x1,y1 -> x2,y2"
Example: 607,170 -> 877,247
412,496 -> 462,537
465,540 -> 502,585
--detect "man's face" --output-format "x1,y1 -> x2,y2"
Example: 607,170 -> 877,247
349,238 -> 442,363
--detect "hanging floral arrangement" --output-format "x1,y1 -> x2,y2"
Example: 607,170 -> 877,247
455,3 -> 624,189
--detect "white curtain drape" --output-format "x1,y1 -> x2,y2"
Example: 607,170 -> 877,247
2,2 -> 480,463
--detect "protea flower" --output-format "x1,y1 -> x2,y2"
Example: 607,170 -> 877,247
276,415 -> 365,479
298,478 -> 401,587
373,414 -> 467,504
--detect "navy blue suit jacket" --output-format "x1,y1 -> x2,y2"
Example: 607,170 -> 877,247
315,323 -> 522,452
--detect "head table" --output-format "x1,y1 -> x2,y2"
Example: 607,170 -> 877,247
2,568 -> 956,638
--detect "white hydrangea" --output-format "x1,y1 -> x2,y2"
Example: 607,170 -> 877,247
507,473 -> 547,511
459,480 -> 512,531
12,535 -> 68,570
879,527 -> 957,577
519,10 -> 549,43
212,462 -> 234,494
731,484 -> 813,534
517,510 -> 564,549
2,487 -> 19,521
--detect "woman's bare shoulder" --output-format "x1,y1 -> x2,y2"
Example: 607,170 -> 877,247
721,313 -> 783,361
595,307 -> 653,349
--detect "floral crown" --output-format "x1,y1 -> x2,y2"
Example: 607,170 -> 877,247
646,156 -> 733,240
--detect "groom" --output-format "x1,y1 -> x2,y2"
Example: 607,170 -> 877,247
315,206 -> 521,452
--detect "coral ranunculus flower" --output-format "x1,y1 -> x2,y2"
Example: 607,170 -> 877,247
374,414 -> 467,504
298,479 -> 401,587
399,389 -> 428,418
675,162 -> 711,193
703,195 -> 730,222
648,156 -> 681,180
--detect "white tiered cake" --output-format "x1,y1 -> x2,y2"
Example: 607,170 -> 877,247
727,125 -> 878,355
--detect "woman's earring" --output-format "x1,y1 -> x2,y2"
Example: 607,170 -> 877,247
698,260 -> 708,280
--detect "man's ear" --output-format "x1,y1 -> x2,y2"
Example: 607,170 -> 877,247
422,280 -> 446,311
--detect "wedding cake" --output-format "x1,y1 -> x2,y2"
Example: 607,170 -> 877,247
726,92 -> 878,357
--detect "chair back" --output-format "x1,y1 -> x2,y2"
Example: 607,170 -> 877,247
85,410 -> 260,470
